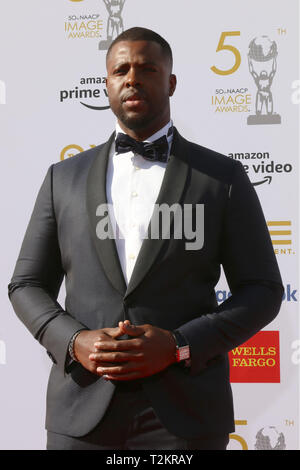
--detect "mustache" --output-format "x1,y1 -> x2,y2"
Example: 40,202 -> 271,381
122,90 -> 147,102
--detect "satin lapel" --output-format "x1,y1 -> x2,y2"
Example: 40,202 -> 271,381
86,132 -> 127,295
124,129 -> 190,299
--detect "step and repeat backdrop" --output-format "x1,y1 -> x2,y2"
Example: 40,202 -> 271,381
0,0 -> 299,450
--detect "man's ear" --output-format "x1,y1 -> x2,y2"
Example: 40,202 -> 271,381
169,74 -> 177,97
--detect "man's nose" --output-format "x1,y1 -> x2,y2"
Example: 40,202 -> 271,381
126,68 -> 141,87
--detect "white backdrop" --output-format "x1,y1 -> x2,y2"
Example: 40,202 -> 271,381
0,0 -> 299,450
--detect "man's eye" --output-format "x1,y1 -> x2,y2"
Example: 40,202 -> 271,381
114,68 -> 126,75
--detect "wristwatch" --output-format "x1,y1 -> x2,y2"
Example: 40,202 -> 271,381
171,330 -> 191,366
68,329 -> 86,362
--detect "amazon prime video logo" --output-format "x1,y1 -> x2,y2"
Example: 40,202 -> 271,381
59,76 -> 110,111
228,150 -> 292,187
95,203 -> 204,251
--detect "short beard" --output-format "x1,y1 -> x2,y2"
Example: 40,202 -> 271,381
117,111 -> 155,131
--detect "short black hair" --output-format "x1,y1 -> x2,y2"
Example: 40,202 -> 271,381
106,27 -> 173,69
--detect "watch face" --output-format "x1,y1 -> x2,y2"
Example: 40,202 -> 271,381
176,345 -> 190,362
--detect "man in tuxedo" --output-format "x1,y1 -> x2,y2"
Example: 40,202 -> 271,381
8,27 -> 283,450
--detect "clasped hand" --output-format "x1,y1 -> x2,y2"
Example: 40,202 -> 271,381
74,321 -> 176,381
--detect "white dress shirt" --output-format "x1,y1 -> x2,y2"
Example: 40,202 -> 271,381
106,120 -> 173,285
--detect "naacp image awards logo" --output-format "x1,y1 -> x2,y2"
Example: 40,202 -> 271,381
247,36 -> 281,125
99,0 -> 126,50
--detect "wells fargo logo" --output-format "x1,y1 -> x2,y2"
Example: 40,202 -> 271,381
229,331 -> 280,383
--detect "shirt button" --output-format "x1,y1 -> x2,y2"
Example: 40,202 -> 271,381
129,254 -> 135,260
131,191 -> 138,197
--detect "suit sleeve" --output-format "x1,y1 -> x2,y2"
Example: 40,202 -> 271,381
178,161 -> 284,376
8,165 -> 88,375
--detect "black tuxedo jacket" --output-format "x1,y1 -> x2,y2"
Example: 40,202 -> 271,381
8,128 -> 283,439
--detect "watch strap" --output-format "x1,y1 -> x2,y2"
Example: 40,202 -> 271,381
68,329 -> 86,362
171,330 -> 190,364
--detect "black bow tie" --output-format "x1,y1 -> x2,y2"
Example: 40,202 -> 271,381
115,132 -> 170,163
